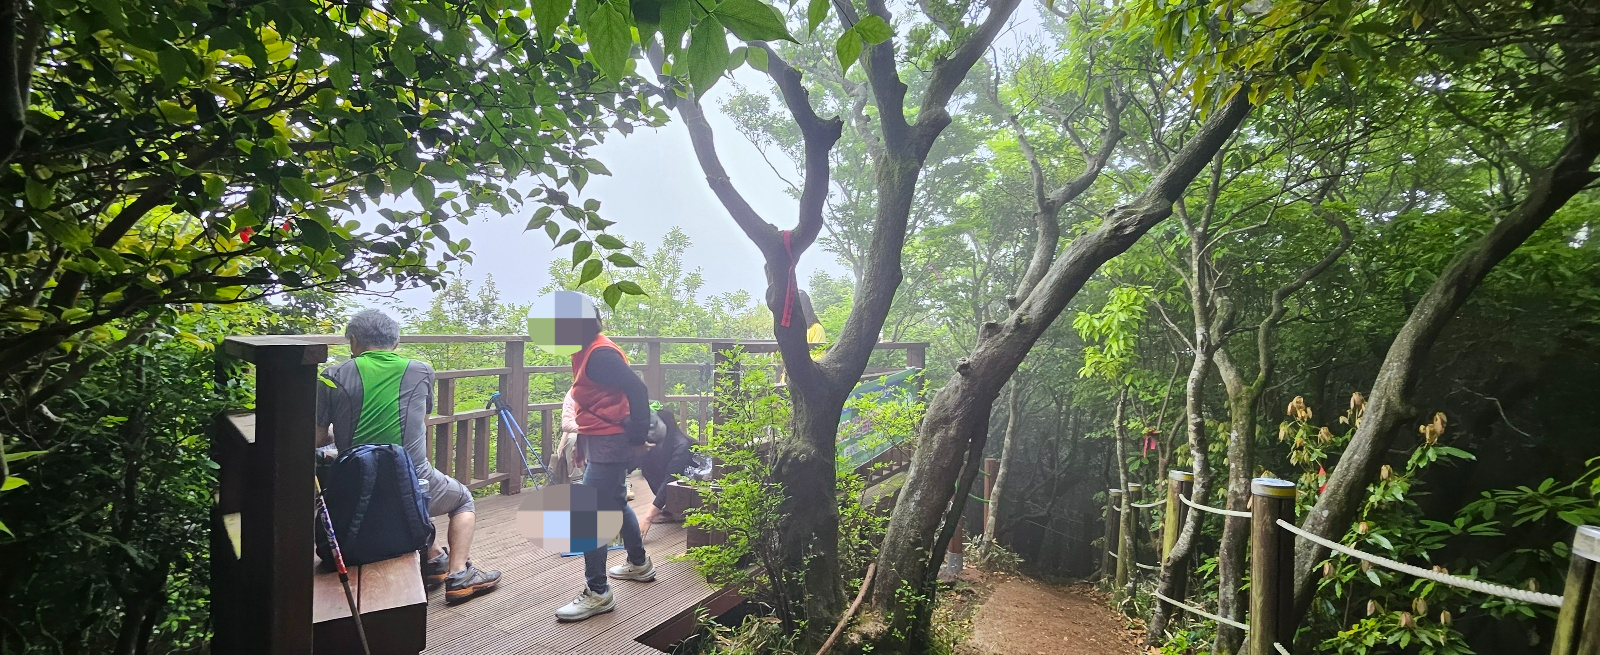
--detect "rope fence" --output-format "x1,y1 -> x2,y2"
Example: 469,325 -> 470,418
1276,519 -> 1566,608
1103,472 -> 1600,655
1152,590 -> 1250,632
1179,493 -> 1251,518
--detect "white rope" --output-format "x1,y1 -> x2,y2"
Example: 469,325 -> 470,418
1108,551 -> 1119,559
1136,562 -> 1160,572
1276,519 -> 1565,608
1131,498 -> 1166,509
1180,494 -> 1251,519
1152,590 -> 1249,632
1274,643 -> 1291,655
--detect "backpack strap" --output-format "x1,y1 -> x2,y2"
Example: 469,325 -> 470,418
343,446 -> 380,542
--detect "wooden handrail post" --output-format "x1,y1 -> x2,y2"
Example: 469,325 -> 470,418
216,337 -> 326,655
500,340 -> 527,494
1116,483 -> 1141,593
645,339 -> 664,399
1552,525 -> 1600,655
1249,478 -> 1297,655
434,378 -> 455,480
1102,488 -> 1122,582
982,457 -> 998,530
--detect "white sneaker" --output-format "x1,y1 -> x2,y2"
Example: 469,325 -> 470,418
555,588 -> 614,622
608,557 -> 656,582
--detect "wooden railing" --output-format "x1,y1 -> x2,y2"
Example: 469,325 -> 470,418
210,334 -> 925,655
253,335 -> 927,500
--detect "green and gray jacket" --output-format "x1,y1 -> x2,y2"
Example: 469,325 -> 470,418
317,350 -> 435,476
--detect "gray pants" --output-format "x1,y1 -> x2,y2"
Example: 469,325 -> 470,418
421,467 -> 475,517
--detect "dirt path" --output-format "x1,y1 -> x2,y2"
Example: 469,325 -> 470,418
962,578 -> 1144,655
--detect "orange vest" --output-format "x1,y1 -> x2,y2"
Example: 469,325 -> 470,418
570,333 -> 630,435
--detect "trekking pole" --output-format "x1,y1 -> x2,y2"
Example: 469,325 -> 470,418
488,392 -> 548,488
314,476 -> 373,655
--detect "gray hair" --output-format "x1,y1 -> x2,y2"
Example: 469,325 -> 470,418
345,309 -> 401,350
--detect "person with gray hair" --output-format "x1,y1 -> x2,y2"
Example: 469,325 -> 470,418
316,308 -> 502,604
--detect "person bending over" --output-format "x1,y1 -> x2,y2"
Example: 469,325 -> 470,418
555,312 -> 655,622
316,309 -> 501,604
638,408 -> 694,538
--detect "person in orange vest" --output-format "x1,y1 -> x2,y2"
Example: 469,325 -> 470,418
552,301 -> 656,622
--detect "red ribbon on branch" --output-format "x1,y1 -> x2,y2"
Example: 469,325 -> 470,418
780,230 -> 798,328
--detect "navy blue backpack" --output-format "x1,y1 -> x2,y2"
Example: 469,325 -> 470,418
317,444 -> 435,567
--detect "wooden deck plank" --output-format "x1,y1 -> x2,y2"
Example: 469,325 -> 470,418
421,473 -> 722,655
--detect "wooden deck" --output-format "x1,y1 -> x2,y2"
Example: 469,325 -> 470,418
422,473 -> 715,655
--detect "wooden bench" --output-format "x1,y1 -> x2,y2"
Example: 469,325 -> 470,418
312,552 -> 426,655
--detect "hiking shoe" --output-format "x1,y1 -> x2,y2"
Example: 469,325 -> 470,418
422,548 -> 449,590
444,563 -> 501,605
555,588 -> 615,622
650,509 -> 682,524
608,557 -> 656,582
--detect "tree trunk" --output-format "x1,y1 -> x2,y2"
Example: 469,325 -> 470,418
980,382 -> 1022,556
1212,352 -> 1255,654
1144,307 -> 1222,642
771,387 -> 854,629
1289,111 -> 1600,627
860,91 -> 1253,654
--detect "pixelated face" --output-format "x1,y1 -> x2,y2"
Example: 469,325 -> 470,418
514,483 -> 624,555
527,290 -> 601,357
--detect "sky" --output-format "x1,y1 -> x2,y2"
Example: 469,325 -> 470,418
376,67 -> 839,311
373,6 -> 1051,313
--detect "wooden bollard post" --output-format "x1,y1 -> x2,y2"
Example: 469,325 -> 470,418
1101,488 -> 1122,582
1116,483 -> 1142,591
1552,525 -> 1600,655
1249,478 -> 1297,655
1164,470 -> 1193,561
982,457 -> 999,531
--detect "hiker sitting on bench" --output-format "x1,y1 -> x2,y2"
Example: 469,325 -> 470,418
316,309 -> 502,605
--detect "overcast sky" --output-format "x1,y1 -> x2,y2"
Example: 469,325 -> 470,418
373,7 -> 1049,313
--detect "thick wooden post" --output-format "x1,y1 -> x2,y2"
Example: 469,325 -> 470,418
500,340 -> 527,494
1116,483 -> 1141,591
982,457 -> 998,529
1162,470 -> 1195,612
1102,488 -> 1122,582
1164,470 -> 1193,561
1249,478 -> 1297,655
218,337 -> 326,655
1553,525 -> 1600,655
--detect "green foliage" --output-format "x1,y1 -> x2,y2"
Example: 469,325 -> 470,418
0,300 -> 323,653
683,350 -> 790,601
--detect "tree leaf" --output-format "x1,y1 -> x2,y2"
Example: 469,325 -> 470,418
3,450 -> 46,463
807,0 -> 829,34
603,282 -> 624,307
556,228 -> 580,247
746,44 -> 769,72
687,17 -> 730,97
25,179 -> 54,209
713,0 -> 796,43
585,2 -> 633,79
616,280 -> 645,295
578,258 -> 603,285
595,234 -> 626,249
607,252 -> 640,267
1,477 -> 27,491
533,0 -> 571,42
835,29 -> 863,73
660,0 -> 693,54
852,14 -> 892,43
571,240 -> 593,267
